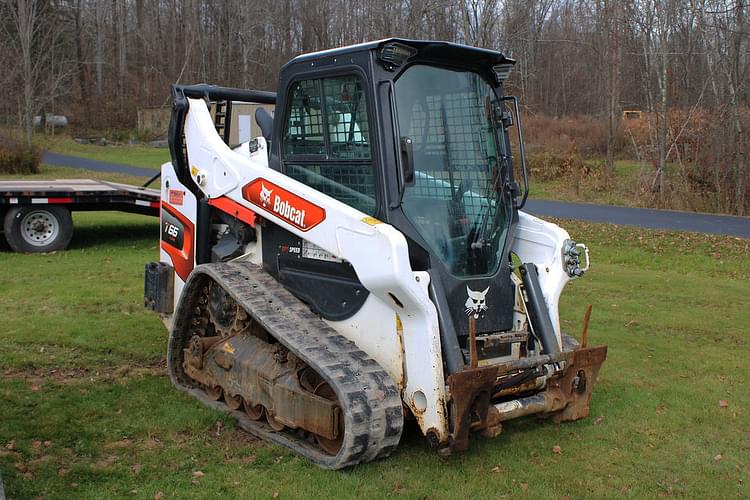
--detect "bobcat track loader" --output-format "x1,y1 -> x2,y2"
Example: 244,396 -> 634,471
144,39 -> 607,469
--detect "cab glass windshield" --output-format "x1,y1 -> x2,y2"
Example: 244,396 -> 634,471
394,65 -> 512,277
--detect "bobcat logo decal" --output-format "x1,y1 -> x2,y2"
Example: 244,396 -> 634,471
259,183 -> 273,207
242,178 -> 326,232
465,286 -> 489,319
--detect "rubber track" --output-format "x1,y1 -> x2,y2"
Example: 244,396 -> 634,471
167,262 -> 404,469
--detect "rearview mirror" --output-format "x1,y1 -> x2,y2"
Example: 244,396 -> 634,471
501,110 -> 513,128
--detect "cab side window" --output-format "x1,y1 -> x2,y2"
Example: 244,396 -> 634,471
284,79 -> 325,156
283,74 -> 376,215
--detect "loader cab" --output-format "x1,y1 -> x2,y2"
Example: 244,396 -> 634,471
159,42 -> 604,464
265,39 -> 529,371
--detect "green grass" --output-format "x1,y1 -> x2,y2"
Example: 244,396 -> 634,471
0,164 -> 152,184
1,213 -> 749,498
527,159 -> 734,216
529,160 -> 643,207
35,134 -> 168,170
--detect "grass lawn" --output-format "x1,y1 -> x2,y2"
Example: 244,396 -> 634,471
35,134 -> 168,170
529,160 -> 643,208
0,164 -> 153,185
1,210 -> 749,498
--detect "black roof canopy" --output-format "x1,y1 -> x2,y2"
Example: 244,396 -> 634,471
284,38 -> 515,77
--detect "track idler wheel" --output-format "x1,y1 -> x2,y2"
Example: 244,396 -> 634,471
225,393 -> 242,411
205,385 -> 223,401
266,412 -> 286,432
313,382 -> 344,455
243,399 -> 264,421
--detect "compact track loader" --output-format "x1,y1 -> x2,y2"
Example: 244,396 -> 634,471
145,39 -> 607,469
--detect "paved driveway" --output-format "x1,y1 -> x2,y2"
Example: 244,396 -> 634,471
42,151 -> 157,178
524,199 -> 750,239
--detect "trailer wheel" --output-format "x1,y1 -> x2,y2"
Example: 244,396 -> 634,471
3,205 -> 73,253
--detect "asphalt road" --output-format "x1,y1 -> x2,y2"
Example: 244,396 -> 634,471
42,151 -> 157,178
41,151 -> 750,239
524,199 -> 750,239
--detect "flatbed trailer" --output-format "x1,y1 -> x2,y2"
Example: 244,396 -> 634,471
0,179 -> 160,253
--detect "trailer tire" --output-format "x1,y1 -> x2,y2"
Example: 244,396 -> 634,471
3,205 -> 73,253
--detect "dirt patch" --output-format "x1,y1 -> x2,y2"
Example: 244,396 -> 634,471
91,454 -> 119,471
3,366 -> 89,382
214,422 -> 266,464
0,449 -> 21,460
159,422 -> 265,464
103,438 -> 135,450
223,427 -> 262,447
139,436 -> 165,451
2,358 -> 166,387
206,420 -> 262,448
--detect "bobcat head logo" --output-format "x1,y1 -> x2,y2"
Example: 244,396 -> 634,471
465,286 -> 489,319
259,183 -> 273,207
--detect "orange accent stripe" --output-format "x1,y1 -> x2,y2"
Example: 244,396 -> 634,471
208,196 -> 257,228
160,201 -> 195,281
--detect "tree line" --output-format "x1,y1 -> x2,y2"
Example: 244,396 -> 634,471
1,0 -> 748,213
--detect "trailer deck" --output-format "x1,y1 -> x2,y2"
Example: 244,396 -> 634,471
0,179 -> 160,215
1,179 -> 160,253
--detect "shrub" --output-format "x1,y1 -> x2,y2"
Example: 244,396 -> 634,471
523,114 -> 625,158
0,139 -> 41,175
527,149 -> 598,181
624,107 -> 750,215
66,100 -> 137,133
527,151 -> 583,181
527,147 -> 605,196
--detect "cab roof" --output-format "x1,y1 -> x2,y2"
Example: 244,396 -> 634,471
285,38 -> 515,74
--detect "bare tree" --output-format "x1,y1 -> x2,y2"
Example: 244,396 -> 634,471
3,0 -> 72,144
463,0 -> 500,47
0,0 -> 747,212
603,0 -> 622,179
698,0 -> 748,214
626,0 -> 680,197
